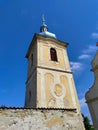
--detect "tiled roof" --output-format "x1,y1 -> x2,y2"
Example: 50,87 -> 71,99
0,106 -> 76,112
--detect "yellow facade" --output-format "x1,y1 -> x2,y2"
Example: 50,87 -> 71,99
25,34 -> 81,112
24,32 -> 85,129
37,38 -> 70,70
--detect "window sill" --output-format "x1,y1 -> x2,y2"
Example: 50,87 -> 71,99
50,60 -> 60,64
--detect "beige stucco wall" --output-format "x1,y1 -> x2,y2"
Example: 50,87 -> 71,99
86,91 -> 98,130
36,37 -> 80,111
37,39 -> 71,71
85,51 -> 98,130
0,108 -> 84,130
37,68 -> 80,111
27,40 -> 37,79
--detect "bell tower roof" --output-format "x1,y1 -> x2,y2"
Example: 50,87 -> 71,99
39,15 -> 56,38
40,15 -> 48,32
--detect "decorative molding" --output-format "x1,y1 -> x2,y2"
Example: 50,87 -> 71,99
40,71 -> 46,107
37,66 -> 72,74
68,78 -> 77,108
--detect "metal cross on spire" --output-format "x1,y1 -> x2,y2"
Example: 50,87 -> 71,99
39,15 -> 56,38
42,15 -> 45,25
40,15 -> 48,32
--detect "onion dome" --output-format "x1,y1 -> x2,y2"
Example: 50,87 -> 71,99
39,15 -> 56,38
40,15 -> 48,32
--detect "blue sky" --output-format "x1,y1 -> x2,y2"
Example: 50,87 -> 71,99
0,0 -> 98,122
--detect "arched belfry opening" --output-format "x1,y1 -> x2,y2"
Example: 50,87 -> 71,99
50,48 -> 58,62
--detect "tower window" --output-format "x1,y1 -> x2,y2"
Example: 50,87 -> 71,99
50,48 -> 58,62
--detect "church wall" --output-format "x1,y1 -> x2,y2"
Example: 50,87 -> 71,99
85,51 -> 98,130
0,108 -> 84,130
87,101 -> 98,130
92,101 -> 98,122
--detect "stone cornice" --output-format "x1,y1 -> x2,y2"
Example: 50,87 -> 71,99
37,66 -> 72,74
26,66 -> 72,84
36,33 -> 69,47
26,33 -> 69,58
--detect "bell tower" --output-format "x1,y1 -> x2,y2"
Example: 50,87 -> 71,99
25,17 -> 80,112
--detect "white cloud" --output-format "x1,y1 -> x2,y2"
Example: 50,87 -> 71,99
78,54 -> 91,60
91,32 -> 98,39
70,62 -> 83,71
82,45 -> 97,54
79,98 -> 86,108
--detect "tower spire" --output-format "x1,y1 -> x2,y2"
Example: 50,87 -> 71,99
42,15 -> 45,25
40,15 -> 48,32
39,15 -> 56,38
